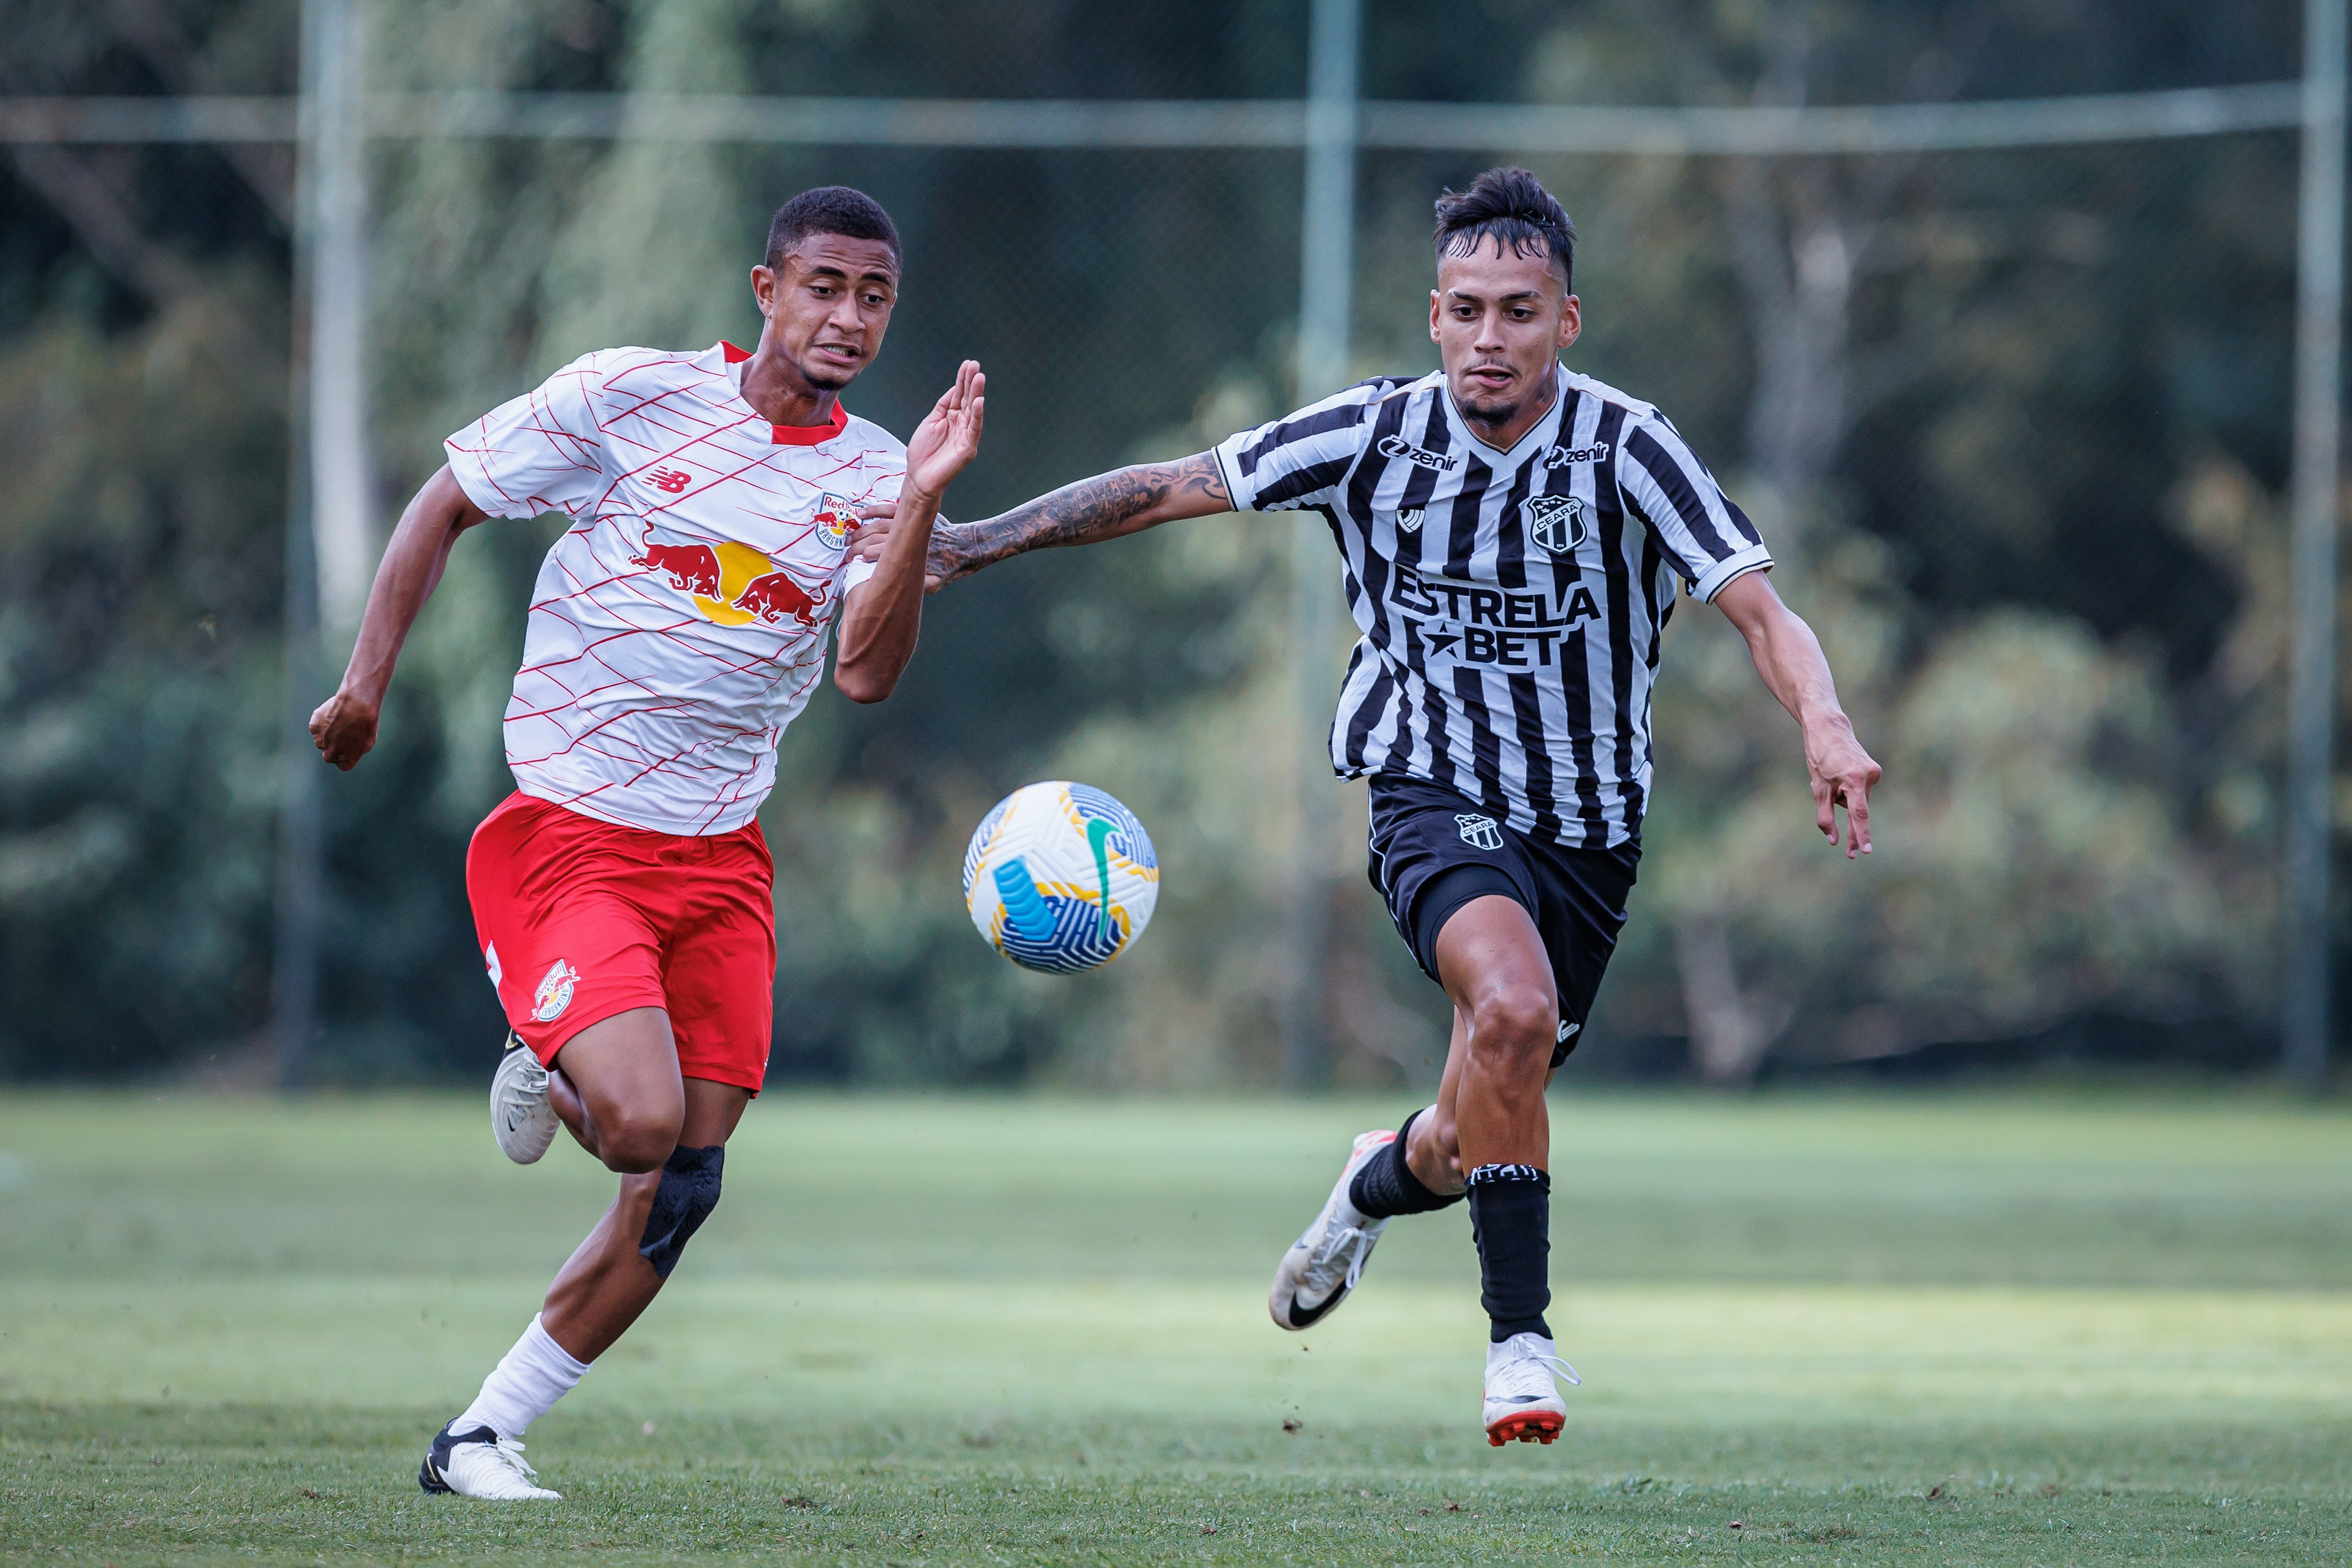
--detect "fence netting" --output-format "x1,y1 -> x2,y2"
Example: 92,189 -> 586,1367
0,13 -> 2319,1087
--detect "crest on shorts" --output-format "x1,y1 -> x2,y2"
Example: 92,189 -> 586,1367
813,492 -> 854,550
1524,493 -> 1586,557
532,959 -> 579,1023
1455,813 -> 1504,851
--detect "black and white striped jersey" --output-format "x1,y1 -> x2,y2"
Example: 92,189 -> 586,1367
1211,363 -> 1771,849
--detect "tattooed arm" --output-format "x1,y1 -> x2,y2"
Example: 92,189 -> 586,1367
853,451 -> 1232,592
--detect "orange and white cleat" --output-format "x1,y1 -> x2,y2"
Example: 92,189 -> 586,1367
1483,1332 -> 1578,1446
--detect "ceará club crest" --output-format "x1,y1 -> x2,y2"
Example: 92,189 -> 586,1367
1524,493 -> 1586,557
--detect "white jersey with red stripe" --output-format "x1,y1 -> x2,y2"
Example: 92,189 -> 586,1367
444,340 -> 895,836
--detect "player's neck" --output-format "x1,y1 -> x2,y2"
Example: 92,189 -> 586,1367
1457,363 -> 1559,453
739,346 -> 842,430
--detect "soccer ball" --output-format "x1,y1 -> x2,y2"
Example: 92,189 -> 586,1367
963,781 -> 1159,973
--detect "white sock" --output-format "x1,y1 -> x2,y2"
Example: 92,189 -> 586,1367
454,1314 -> 590,1440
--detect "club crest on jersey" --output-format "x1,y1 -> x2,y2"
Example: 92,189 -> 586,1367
1377,435 -> 1460,472
531,959 -> 579,1023
1395,506 -> 1425,534
812,492 -> 854,550
1525,493 -> 1587,557
1455,813 -> 1505,851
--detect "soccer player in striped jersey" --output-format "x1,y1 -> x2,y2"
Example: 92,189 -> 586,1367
858,165 -> 1879,1446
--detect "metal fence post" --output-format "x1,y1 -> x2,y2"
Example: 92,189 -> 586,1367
2287,0 -> 2348,1094
274,0 -> 370,1087
1281,0 -> 1360,1091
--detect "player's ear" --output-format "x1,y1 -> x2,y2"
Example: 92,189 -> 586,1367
1429,289 -> 1443,343
1557,294 -> 1580,350
751,264 -> 779,318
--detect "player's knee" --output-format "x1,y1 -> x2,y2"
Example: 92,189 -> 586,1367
638,1144 -> 724,1278
1468,984 -> 1558,1073
597,1109 -> 682,1174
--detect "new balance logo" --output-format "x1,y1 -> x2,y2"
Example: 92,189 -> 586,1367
1455,813 -> 1503,851
649,467 -> 692,494
1377,435 -> 1459,472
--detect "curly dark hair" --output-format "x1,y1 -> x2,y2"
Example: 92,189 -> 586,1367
1433,166 -> 1574,291
765,186 -> 901,272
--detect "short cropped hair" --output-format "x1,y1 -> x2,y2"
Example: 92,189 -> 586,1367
765,186 -> 901,272
1433,167 -> 1575,291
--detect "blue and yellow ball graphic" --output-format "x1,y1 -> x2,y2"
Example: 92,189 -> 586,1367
963,781 -> 1159,974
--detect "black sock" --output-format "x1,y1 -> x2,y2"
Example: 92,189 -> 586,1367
1348,1109 -> 1465,1219
1467,1163 -> 1551,1343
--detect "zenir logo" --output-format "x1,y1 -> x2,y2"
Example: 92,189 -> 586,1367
1377,435 -> 1460,472
1542,443 -> 1611,469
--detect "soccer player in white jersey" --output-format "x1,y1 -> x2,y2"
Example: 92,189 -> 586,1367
856,168 -> 1880,1446
308,187 -> 981,1499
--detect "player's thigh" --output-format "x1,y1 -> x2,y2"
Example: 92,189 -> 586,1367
1433,892 -> 1559,1027
678,1077 -> 753,1148
468,798 -> 673,1074
552,1007 -> 685,1139
660,829 -> 778,1100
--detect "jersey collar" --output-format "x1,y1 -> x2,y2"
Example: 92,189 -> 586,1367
720,340 -> 852,446
1439,361 -> 1568,467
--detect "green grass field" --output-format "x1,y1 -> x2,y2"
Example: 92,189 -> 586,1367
3,1089 -> 2348,1565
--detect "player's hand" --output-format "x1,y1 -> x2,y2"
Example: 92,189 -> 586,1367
850,502 -> 954,593
309,689 -> 380,771
902,360 -> 984,506
1806,717 -> 1880,858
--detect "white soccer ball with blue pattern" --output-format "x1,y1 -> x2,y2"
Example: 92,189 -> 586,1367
963,781 -> 1159,974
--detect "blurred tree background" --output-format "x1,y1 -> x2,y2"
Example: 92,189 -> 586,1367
0,0 -> 2325,1087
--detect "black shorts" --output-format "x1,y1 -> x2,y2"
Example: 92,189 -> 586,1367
1364,774 -> 1640,1066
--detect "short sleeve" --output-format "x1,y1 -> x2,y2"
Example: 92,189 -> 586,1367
840,442 -> 907,597
1211,383 -> 1385,513
443,353 -> 611,521
1614,415 -> 1773,601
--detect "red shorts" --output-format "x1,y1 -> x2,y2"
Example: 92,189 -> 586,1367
466,791 -> 776,1093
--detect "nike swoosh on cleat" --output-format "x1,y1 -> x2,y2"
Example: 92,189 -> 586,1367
1283,1289 -> 1347,1330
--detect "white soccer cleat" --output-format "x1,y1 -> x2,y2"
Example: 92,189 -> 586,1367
491,1033 -> 560,1165
418,1421 -> 562,1500
1483,1331 -> 1578,1447
1268,1129 -> 1395,1330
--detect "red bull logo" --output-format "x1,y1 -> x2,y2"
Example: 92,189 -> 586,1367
733,570 -> 821,628
633,540 -> 724,599
632,527 -> 829,630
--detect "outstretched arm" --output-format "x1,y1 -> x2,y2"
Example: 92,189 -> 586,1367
833,361 -> 985,703
1711,571 -> 1881,858
309,466 -> 488,770
854,451 -> 1232,592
